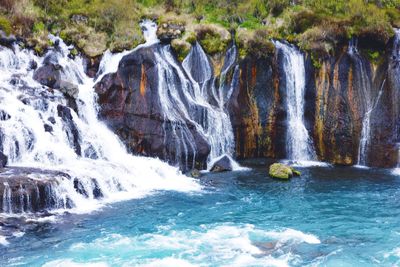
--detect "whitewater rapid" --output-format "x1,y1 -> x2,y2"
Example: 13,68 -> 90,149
0,21 -> 201,216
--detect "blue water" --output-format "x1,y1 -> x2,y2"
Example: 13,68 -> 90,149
1,160 -> 400,266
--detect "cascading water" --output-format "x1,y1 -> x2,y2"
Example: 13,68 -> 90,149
182,42 -> 238,162
0,21 -> 200,215
392,29 -> 400,173
348,39 -> 383,167
274,41 -> 316,162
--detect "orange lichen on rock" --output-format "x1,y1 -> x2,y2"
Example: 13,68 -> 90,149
140,64 -> 147,97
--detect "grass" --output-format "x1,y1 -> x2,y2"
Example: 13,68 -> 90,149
0,0 -> 398,58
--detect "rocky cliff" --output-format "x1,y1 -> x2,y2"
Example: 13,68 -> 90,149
93,32 -> 400,169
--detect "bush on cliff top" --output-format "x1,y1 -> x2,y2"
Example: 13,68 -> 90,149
0,0 -> 399,59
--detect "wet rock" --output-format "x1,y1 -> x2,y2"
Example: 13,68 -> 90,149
0,110 -> 11,121
83,145 -> 98,159
71,14 -> 88,24
269,163 -> 293,180
228,56 -> 284,159
33,61 -> 61,88
59,80 -> 79,99
57,105 -> 81,156
157,22 -> 185,43
0,152 -> 7,168
210,155 -> 233,172
44,124 -> 53,133
0,30 -> 16,49
94,44 -> 210,171
73,178 -> 88,198
0,167 -> 71,213
48,117 -> 56,124
187,169 -> 201,178
91,179 -> 103,199
83,55 -> 101,78
28,60 -> 38,71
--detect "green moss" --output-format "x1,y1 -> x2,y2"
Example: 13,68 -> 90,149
185,32 -> 197,45
60,24 -> 107,57
1,0 -> 398,60
236,28 -> 275,59
33,21 -> 45,33
70,48 -> 78,56
311,53 -> 322,69
171,39 -> 191,62
0,15 -> 12,35
363,49 -> 385,65
269,163 -> 293,180
109,22 -> 144,52
195,24 -> 231,55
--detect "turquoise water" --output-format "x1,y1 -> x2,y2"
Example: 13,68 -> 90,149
1,160 -> 400,266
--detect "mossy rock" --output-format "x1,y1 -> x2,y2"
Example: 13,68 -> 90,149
186,169 -> 201,178
171,39 -> 191,62
269,163 -> 300,180
26,30 -> 51,56
194,24 -> 231,55
109,22 -> 144,53
60,24 -> 107,57
236,28 -> 275,59
290,167 -> 301,177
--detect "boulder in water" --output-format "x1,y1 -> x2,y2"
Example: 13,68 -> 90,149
59,80 -> 79,99
269,163 -> 300,180
0,167 -> 71,213
187,169 -> 201,178
0,152 -> 7,168
210,155 -> 233,172
33,62 -> 61,88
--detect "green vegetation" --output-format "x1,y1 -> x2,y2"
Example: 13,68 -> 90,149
0,0 -> 399,59
0,15 -> 12,35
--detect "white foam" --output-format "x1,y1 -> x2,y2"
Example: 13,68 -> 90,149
353,164 -> 370,170
141,20 -> 159,45
43,259 -> 109,267
264,228 -> 320,245
0,235 -> 9,246
207,154 -> 251,172
66,224 -> 318,266
0,36 -> 201,216
281,159 -> 331,168
392,168 -> 400,175
141,258 -> 196,267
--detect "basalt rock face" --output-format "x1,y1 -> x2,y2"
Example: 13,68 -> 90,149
228,56 -> 285,160
230,38 -> 399,168
367,40 -> 400,167
311,49 -> 370,165
95,44 -> 210,171
312,45 -> 400,167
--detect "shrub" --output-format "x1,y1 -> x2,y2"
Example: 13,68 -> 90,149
171,39 -> 191,61
236,28 -> 275,59
0,15 -> 12,35
194,24 -> 231,55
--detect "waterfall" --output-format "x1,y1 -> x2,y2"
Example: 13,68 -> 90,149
357,80 -> 385,167
348,39 -> 383,167
182,42 -> 239,167
393,29 -> 400,173
2,183 -> 12,214
0,22 -> 200,215
274,41 -> 316,162
154,43 -> 237,168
